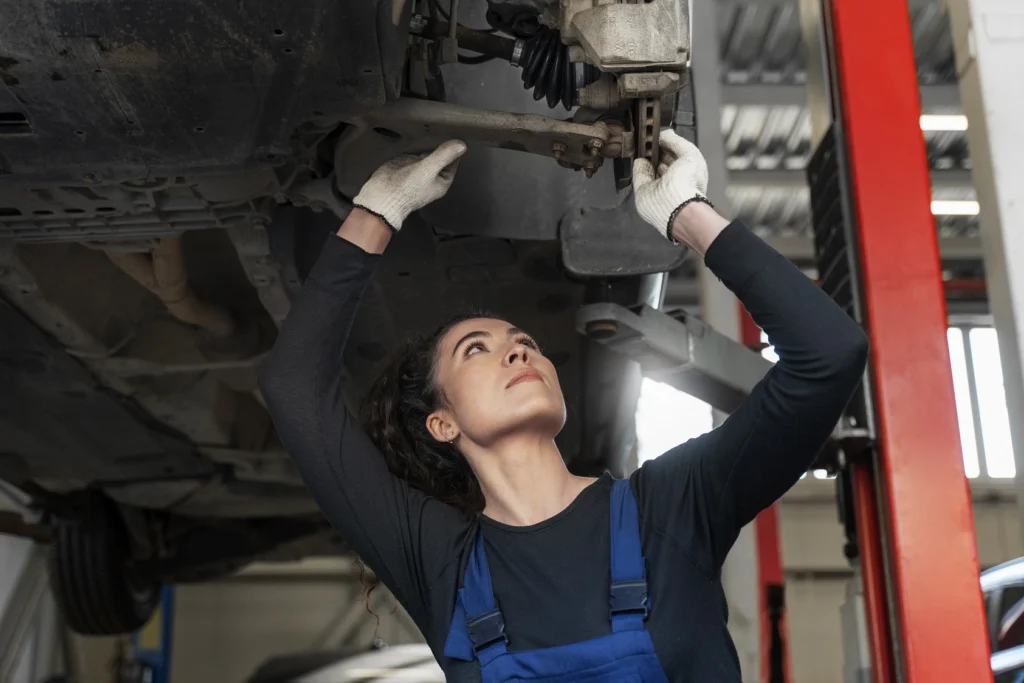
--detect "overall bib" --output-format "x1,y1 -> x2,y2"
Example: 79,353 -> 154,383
444,479 -> 671,682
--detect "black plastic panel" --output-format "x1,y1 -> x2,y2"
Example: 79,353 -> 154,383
807,124 -> 874,447
0,0 -> 406,182
0,301 -> 213,484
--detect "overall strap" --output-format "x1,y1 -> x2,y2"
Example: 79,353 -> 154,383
609,478 -> 649,633
448,531 -> 509,665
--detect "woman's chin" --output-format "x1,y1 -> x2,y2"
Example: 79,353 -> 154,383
502,400 -> 567,435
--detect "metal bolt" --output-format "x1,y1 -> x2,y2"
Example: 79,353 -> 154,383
586,320 -> 618,340
583,160 -> 598,179
588,139 -> 603,157
551,142 -> 567,161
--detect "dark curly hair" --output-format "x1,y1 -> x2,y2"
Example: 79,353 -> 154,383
359,311 -> 497,517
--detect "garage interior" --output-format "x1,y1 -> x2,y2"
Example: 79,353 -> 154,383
1,0 -> 1021,681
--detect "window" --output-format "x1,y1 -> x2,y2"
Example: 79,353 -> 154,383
636,324 -> 1017,480
635,378 -> 714,465
634,330 -> 768,466
947,328 -> 981,478
760,330 -> 778,363
970,328 -> 1016,478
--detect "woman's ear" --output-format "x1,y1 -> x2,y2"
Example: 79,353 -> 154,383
426,410 -> 459,444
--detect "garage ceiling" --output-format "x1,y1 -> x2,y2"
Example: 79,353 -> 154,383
713,1 -> 975,244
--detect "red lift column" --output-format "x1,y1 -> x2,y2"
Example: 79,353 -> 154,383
806,0 -> 991,679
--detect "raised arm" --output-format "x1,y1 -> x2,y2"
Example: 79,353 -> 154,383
258,142 -> 472,626
630,132 -> 869,569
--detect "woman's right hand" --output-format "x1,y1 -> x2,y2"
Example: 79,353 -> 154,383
352,139 -> 468,232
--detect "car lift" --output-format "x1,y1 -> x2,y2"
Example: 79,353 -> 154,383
119,587 -> 176,683
581,0 -> 993,680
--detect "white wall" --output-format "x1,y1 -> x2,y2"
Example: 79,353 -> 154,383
168,559 -> 421,683
787,577 -> 847,683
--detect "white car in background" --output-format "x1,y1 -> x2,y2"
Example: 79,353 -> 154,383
982,557 -> 1024,682
245,645 -> 443,683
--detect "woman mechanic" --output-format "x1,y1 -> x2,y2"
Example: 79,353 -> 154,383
259,132 -> 869,682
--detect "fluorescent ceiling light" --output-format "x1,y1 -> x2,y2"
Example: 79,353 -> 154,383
920,114 -> 968,131
931,200 -> 980,216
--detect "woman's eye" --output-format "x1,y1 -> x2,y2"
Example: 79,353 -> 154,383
519,337 -> 541,352
464,342 -> 486,357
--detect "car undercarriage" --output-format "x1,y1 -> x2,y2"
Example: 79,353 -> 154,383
0,0 -> 692,633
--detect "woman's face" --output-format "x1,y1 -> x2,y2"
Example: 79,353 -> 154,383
427,318 -> 566,447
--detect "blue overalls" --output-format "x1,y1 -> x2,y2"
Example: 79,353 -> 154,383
444,479 -> 670,682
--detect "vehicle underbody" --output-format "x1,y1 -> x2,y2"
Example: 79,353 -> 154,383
0,0 -> 692,633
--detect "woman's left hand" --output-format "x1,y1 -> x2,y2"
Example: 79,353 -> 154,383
632,130 -> 728,256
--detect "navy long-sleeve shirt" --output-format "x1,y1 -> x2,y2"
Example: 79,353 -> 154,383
259,220 -> 869,681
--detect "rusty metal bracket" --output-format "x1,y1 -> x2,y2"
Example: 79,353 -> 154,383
89,353 -> 269,378
636,98 -> 662,169
348,99 -> 625,173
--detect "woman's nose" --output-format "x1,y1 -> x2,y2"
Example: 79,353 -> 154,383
505,344 -> 529,366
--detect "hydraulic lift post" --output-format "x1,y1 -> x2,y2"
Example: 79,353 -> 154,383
120,586 -> 175,683
801,0 -> 991,679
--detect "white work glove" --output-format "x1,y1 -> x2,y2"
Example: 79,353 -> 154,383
632,129 -> 713,242
352,140 -> 468,230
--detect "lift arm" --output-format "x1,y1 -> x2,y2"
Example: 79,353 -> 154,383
577,302 -> 773,414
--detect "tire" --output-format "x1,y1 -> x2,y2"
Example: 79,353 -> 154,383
49,496 -> 160,635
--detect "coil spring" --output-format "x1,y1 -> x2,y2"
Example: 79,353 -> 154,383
518,26 -> 598,111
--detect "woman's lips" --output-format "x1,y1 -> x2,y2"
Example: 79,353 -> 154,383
506,369 -> 543,389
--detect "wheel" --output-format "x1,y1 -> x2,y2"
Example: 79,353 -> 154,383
49,495 -> 160,635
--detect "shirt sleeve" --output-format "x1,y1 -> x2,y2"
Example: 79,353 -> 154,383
258,233 -> 472,632
633,221 -> 869,571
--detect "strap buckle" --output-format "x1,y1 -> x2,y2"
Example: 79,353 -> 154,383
610,579 -> 649,618
466,609 -> 509,652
